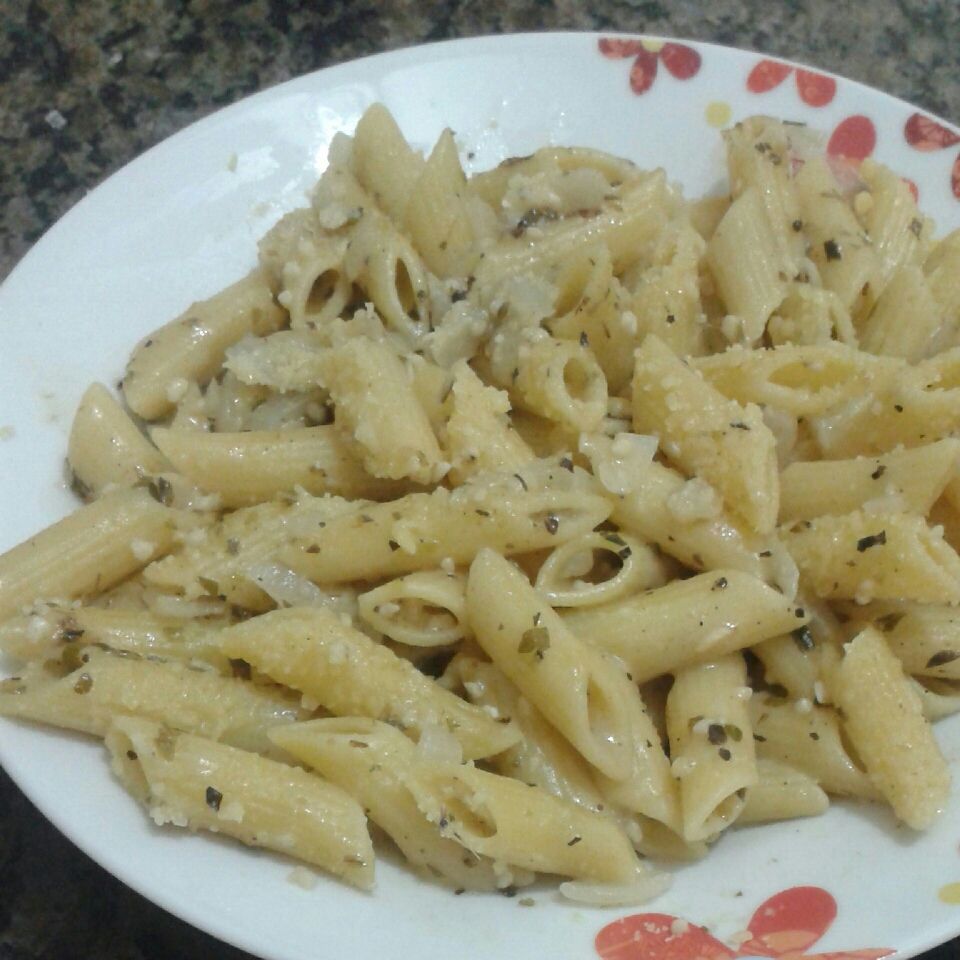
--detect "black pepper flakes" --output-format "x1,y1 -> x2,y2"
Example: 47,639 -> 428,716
513,473 -> 528,491
126,749 -> 138,761
791,219 -> 803,232
559,456 -> 574,472
712,576 -> 728,591
718,747 -> 732,761
894,404 -> 904,413
824,239 -> 842,260
567,835 -> 582,846
544,514 -> 560,535
579,331 -> 589,347
665,314 -> 676,325
870,464 -> 886,480
205,786 -> 223,811
388,540 -> 400,552
856,530 -> 887,552
729,421 -> 750,431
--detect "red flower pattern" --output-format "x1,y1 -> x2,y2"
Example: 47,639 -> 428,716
595,886 -> 893,960
599,38 -> 702,95
746,59 -> 837,107
903,112 -> 960,200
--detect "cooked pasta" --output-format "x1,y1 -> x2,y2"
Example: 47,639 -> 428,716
1,105 -> 957,906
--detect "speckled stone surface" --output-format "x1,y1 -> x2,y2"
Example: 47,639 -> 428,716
1,1 -> 959,958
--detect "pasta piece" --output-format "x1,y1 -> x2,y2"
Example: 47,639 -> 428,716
107,716 -> 373,888
404,128 -> 478,278
738,758 -> 829,825
795,158 -> 877,314
859,265 -> 943,360
122,270 -> 285,420
442,361 -> 534,484
724,117 -> 803,280
218,606 -> 520,761
632,334 -> 779,534
779,439 -> 960,522
67,383 -> 170,497
602,459 -> 780,583
0,646 -> 306,756
706,186 -> 787,343
622,222 -> 708,361
474,170 -> 673,281
767,285 -> 857,347
692,343 -> 894,417
143,493 -> 362,611
666,655 -> 757,842
270,717 -> 506,891
783,511 -> 960,603
351,103 -> 425,225
859,160 -> 929,300
750,693 -> 877,799
0,487 -> 181,623
407,747 -> 648,885
454,658 -> 608,813
151,424 -> 406,508
550,249 -> 640,395
512,335 -> 608,434
315,336 -> 446,485
533,530 -> 671,608
0,604 -> 232,671
466,548 -> 635,782
751,599 -> 842,703
358,571 -> 469,647
835,627 -> 950,829
911,676 -> 960,722
563,570 -> 805,683
281,461 -> 612,584
884,606 -> 960,679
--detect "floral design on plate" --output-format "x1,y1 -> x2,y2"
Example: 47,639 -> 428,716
594,886 -> 893,960
598,38 -> 701,95
903,112 -> 960,200
746,59 -> 837,107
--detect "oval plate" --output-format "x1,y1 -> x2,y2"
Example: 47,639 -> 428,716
1,32 -> 959,960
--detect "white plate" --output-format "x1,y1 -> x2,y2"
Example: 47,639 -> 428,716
2,32 -> 960,960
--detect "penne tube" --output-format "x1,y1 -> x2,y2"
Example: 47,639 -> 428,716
357,570 -> 470,647
281,461 -> 611,584
466,548 -> 635,782
270,717 -> 507,891
666,655 -> 757,842
779,439 -> 960,522
0,646 -> 306,757
738,757 -> 829,825
151,424 -> 407,508
885,606 -> 960,679
218,606 -> 520,761
632,334 -> 779,534
67,383 -> 170,497
0,487 -> 181,623
783,511 -> 960,604
0,604 -> 232,671
533,530 -> 671,608
563,570 -> 805,683
122,269 -> 285,421
835,627 -> 950,829
750,693 -> 877,799
107,716 -> 374,888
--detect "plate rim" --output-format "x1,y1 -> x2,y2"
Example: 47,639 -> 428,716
2,29 -> 959,960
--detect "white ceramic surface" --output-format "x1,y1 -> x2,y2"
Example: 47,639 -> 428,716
2,32 -> 960,960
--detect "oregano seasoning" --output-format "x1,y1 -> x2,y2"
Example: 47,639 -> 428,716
856,530 -> 887,552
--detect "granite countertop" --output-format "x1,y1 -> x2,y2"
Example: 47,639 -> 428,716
1,1 -> 959,958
